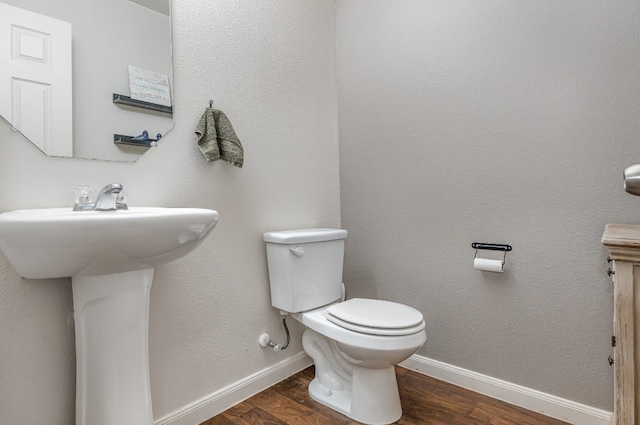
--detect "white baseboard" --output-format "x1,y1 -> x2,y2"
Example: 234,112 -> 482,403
154,351 -> 612,425
400,355 -> 612,425
154,352 -> 313,425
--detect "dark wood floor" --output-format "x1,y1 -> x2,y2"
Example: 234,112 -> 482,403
200,366 -> 570,425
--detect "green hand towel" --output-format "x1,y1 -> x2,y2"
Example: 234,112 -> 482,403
194,108 -> 244,167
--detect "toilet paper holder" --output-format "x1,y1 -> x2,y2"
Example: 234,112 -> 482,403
471,242 -> 512,265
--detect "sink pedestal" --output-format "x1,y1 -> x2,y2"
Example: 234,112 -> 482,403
72,268 -> 155,425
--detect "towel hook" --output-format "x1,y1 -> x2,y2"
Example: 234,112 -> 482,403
209,100 -> 213,108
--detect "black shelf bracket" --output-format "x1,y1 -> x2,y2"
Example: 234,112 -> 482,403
114,134 -> 154,147
112,93 -> 172,115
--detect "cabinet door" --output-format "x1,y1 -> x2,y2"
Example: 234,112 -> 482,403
612,261 -> 635,425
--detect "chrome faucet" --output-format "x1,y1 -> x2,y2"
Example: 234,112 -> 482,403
95,184 -> 127,211
73,183 -> 128,211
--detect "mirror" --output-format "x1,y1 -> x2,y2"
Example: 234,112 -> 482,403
0,0 -> 173,162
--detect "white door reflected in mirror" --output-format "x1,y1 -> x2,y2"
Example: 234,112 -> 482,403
0,3 -> 73,157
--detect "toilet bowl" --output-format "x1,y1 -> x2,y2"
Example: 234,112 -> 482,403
263,229 -> 427,425
291,299 -> 426,424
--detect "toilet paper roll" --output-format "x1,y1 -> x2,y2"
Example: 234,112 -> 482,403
474,257 -> 504,273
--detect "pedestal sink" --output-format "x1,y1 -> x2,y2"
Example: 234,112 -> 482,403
0,207 -> 219,425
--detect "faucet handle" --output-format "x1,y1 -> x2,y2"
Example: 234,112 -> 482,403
116,188 -> 128,210
116,188 -> 127,204
73,185 -> 94,204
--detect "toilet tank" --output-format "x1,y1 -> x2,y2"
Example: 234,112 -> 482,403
263,228 -> 347,313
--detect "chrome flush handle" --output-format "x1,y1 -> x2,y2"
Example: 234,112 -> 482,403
289,247 -> 304,257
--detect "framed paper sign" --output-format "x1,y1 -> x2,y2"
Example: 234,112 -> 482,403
128,65 -> 171,107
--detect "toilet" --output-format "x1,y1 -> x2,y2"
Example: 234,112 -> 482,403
263,228 -> 426,425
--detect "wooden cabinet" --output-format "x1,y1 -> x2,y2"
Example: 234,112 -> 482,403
602,224 -> 640,425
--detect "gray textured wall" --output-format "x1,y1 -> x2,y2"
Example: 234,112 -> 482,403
337,0 -> 640,410
0,1 -> 339,423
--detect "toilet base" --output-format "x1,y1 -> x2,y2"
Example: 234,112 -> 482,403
308,365 -> 402,425
302,326 -> 403,424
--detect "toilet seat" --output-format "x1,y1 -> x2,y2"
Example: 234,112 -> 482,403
326,298 -> 425,336
292,305 -> 426,351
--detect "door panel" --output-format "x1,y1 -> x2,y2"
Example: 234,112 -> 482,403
0,3 -> 72,157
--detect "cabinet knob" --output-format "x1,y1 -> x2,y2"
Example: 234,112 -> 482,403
608,355 -> 614,366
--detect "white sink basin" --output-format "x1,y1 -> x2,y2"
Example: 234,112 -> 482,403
0,207 -> 219,279
0,206 -> 219,425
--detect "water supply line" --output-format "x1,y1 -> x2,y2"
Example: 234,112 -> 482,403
258,312 -> 290,352
258,282 -> 345,352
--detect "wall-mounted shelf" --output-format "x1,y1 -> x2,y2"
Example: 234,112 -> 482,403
114,134 -> 153,147
112,93 -> 172,115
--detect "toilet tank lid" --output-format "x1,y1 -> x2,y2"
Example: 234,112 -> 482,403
263,228 -> 348,244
